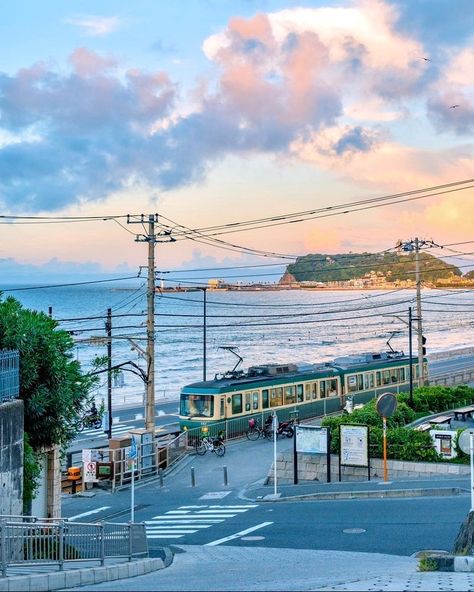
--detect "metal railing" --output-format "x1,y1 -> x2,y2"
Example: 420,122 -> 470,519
0,350 -> 19,404
430,368 -> 474,386
0,518 -> 147,576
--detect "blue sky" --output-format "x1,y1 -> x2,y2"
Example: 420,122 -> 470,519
0,0 -> 473,281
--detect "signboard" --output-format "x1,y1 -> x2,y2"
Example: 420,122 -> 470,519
458,429 -> 474,455
82,449 -> 102,463
83,461 -> 98,483
430,430 -> 457,459
340,424 -> 369,467
295,425 -> 328,454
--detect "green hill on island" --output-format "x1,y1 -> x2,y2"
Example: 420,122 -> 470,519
281,251 -> 462,284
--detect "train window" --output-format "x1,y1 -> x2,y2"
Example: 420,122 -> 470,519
364,373 -> 374,390
262,389 -> 269,409
376,372 -> 381,387
304,384 -> 311,401
284,386 -> 295,405
327,379 -> 338,396
245,392 -> 251,412
232,394 -> 242,415
297,384 -> 304,403
390,369 -> 398,383
181,394 -> 214,418
312,383 -> 318,399
252,391 -> 259,410
399,368 -> 406,382
270,387 -> 283,407
320,381 -> 326,398
220,398 -> 225,418
382,370 -> 391,385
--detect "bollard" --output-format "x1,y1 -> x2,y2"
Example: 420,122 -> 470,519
191,466 -> 195,487
223,465 -> 228,486
158,468 -> 164,487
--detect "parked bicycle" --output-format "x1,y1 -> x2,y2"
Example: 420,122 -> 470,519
195,432 -> 226,457
246,418 -> 270,441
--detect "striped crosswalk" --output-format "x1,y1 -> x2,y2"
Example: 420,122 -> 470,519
145,504 -> 259,539
76,423 -> 136,441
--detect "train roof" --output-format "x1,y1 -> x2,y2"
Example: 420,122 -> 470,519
181,351 -> 417,394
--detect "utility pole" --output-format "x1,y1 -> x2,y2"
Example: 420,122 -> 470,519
398,237 -> 429,386
105,308 -> 113,439
127,214 -> 175,437
408,306 -> 413,407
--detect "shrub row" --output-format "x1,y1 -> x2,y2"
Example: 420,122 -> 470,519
321,385 -> 474,463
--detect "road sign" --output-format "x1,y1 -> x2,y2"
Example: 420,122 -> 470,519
83,461 -> 98,483
128,436 -> 138,460
376,392 -> 397,417
458,429 -> 474,455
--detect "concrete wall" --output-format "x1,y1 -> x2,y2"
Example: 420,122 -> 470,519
268,452 -> 471,483
0,399 -> 24,516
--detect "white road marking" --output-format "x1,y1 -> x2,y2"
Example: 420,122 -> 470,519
69,506 -> 111,521
145,504 -> 259,541
199,491 -> 231,500
147,534 -> 183,539
205,522 -> 273,547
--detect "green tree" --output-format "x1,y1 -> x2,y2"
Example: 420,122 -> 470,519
0,296 -> 96,502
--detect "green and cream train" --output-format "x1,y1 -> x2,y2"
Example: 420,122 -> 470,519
179,350 -> 427,431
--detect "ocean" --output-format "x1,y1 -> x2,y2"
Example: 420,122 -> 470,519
2,283 -> 473,408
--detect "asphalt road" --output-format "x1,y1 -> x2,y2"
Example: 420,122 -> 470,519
62,435 -> 471,557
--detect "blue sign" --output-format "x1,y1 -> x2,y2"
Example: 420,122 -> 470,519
128,436 -> 138,460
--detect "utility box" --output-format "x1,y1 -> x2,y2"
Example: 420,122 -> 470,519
129,429 -> 154,472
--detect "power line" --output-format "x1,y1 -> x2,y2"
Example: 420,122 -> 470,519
0,274 -> 140,292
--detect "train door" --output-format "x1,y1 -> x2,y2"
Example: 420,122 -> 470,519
219,396 -> 226,419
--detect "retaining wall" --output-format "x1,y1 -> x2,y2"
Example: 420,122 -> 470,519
268,452 -> 471,483
0,399 -> 24,515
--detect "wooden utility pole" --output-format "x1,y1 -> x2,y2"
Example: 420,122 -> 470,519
127,214 -> 157,437
106,308 -> 113,439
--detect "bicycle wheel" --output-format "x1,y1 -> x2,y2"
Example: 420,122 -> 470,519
195,441 -> 207,455
246,428 -> 260,441
93,417 -> 102,429
285,426 -> 294,438
75,419 -> 85,432
214,443 -> 226,457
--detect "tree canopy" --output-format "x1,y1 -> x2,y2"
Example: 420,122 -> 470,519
0,295 -> 95,451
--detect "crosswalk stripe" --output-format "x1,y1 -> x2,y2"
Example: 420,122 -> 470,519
146,524 -> 212,529
145,504 -> 258,540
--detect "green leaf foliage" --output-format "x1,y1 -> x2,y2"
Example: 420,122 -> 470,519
23,433 -> 42,512
0,296 -> 96,451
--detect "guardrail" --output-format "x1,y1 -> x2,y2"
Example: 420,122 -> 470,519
430,368 -> 474,386
0,518 -> 147,577
0,350 -> 19,404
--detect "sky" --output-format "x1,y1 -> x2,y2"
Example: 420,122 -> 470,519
0,0 -> 473,283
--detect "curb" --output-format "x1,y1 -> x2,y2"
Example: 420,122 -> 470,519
423,553 -> 474,572
257,486 -> 467,502
0,554 -> 172,591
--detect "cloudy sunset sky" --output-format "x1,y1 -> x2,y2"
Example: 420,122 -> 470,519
0,0 -> 473,281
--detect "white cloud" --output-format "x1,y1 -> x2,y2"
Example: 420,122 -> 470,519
64,15 -> 121,37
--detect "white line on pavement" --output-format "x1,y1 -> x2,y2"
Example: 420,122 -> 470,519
205,522 -> 273,547
69,506 -> 111,521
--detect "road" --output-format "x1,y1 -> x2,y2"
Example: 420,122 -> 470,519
62,436 -> 471,557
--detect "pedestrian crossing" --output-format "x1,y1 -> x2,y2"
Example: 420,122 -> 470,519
145,504 -> 259,539
76,423 -> 135,441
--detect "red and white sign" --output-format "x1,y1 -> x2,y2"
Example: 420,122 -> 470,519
83,461 -> 98,483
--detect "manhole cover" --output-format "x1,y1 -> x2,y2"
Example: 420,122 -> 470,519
241,536 -> 265,541
343,528 -> 366,534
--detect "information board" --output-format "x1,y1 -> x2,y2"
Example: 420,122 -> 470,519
430,429 -> 457,459
340,424 -> 369,467
295,425 -> 328,454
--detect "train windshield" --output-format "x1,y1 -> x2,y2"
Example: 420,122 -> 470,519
180,394 -> 214,418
